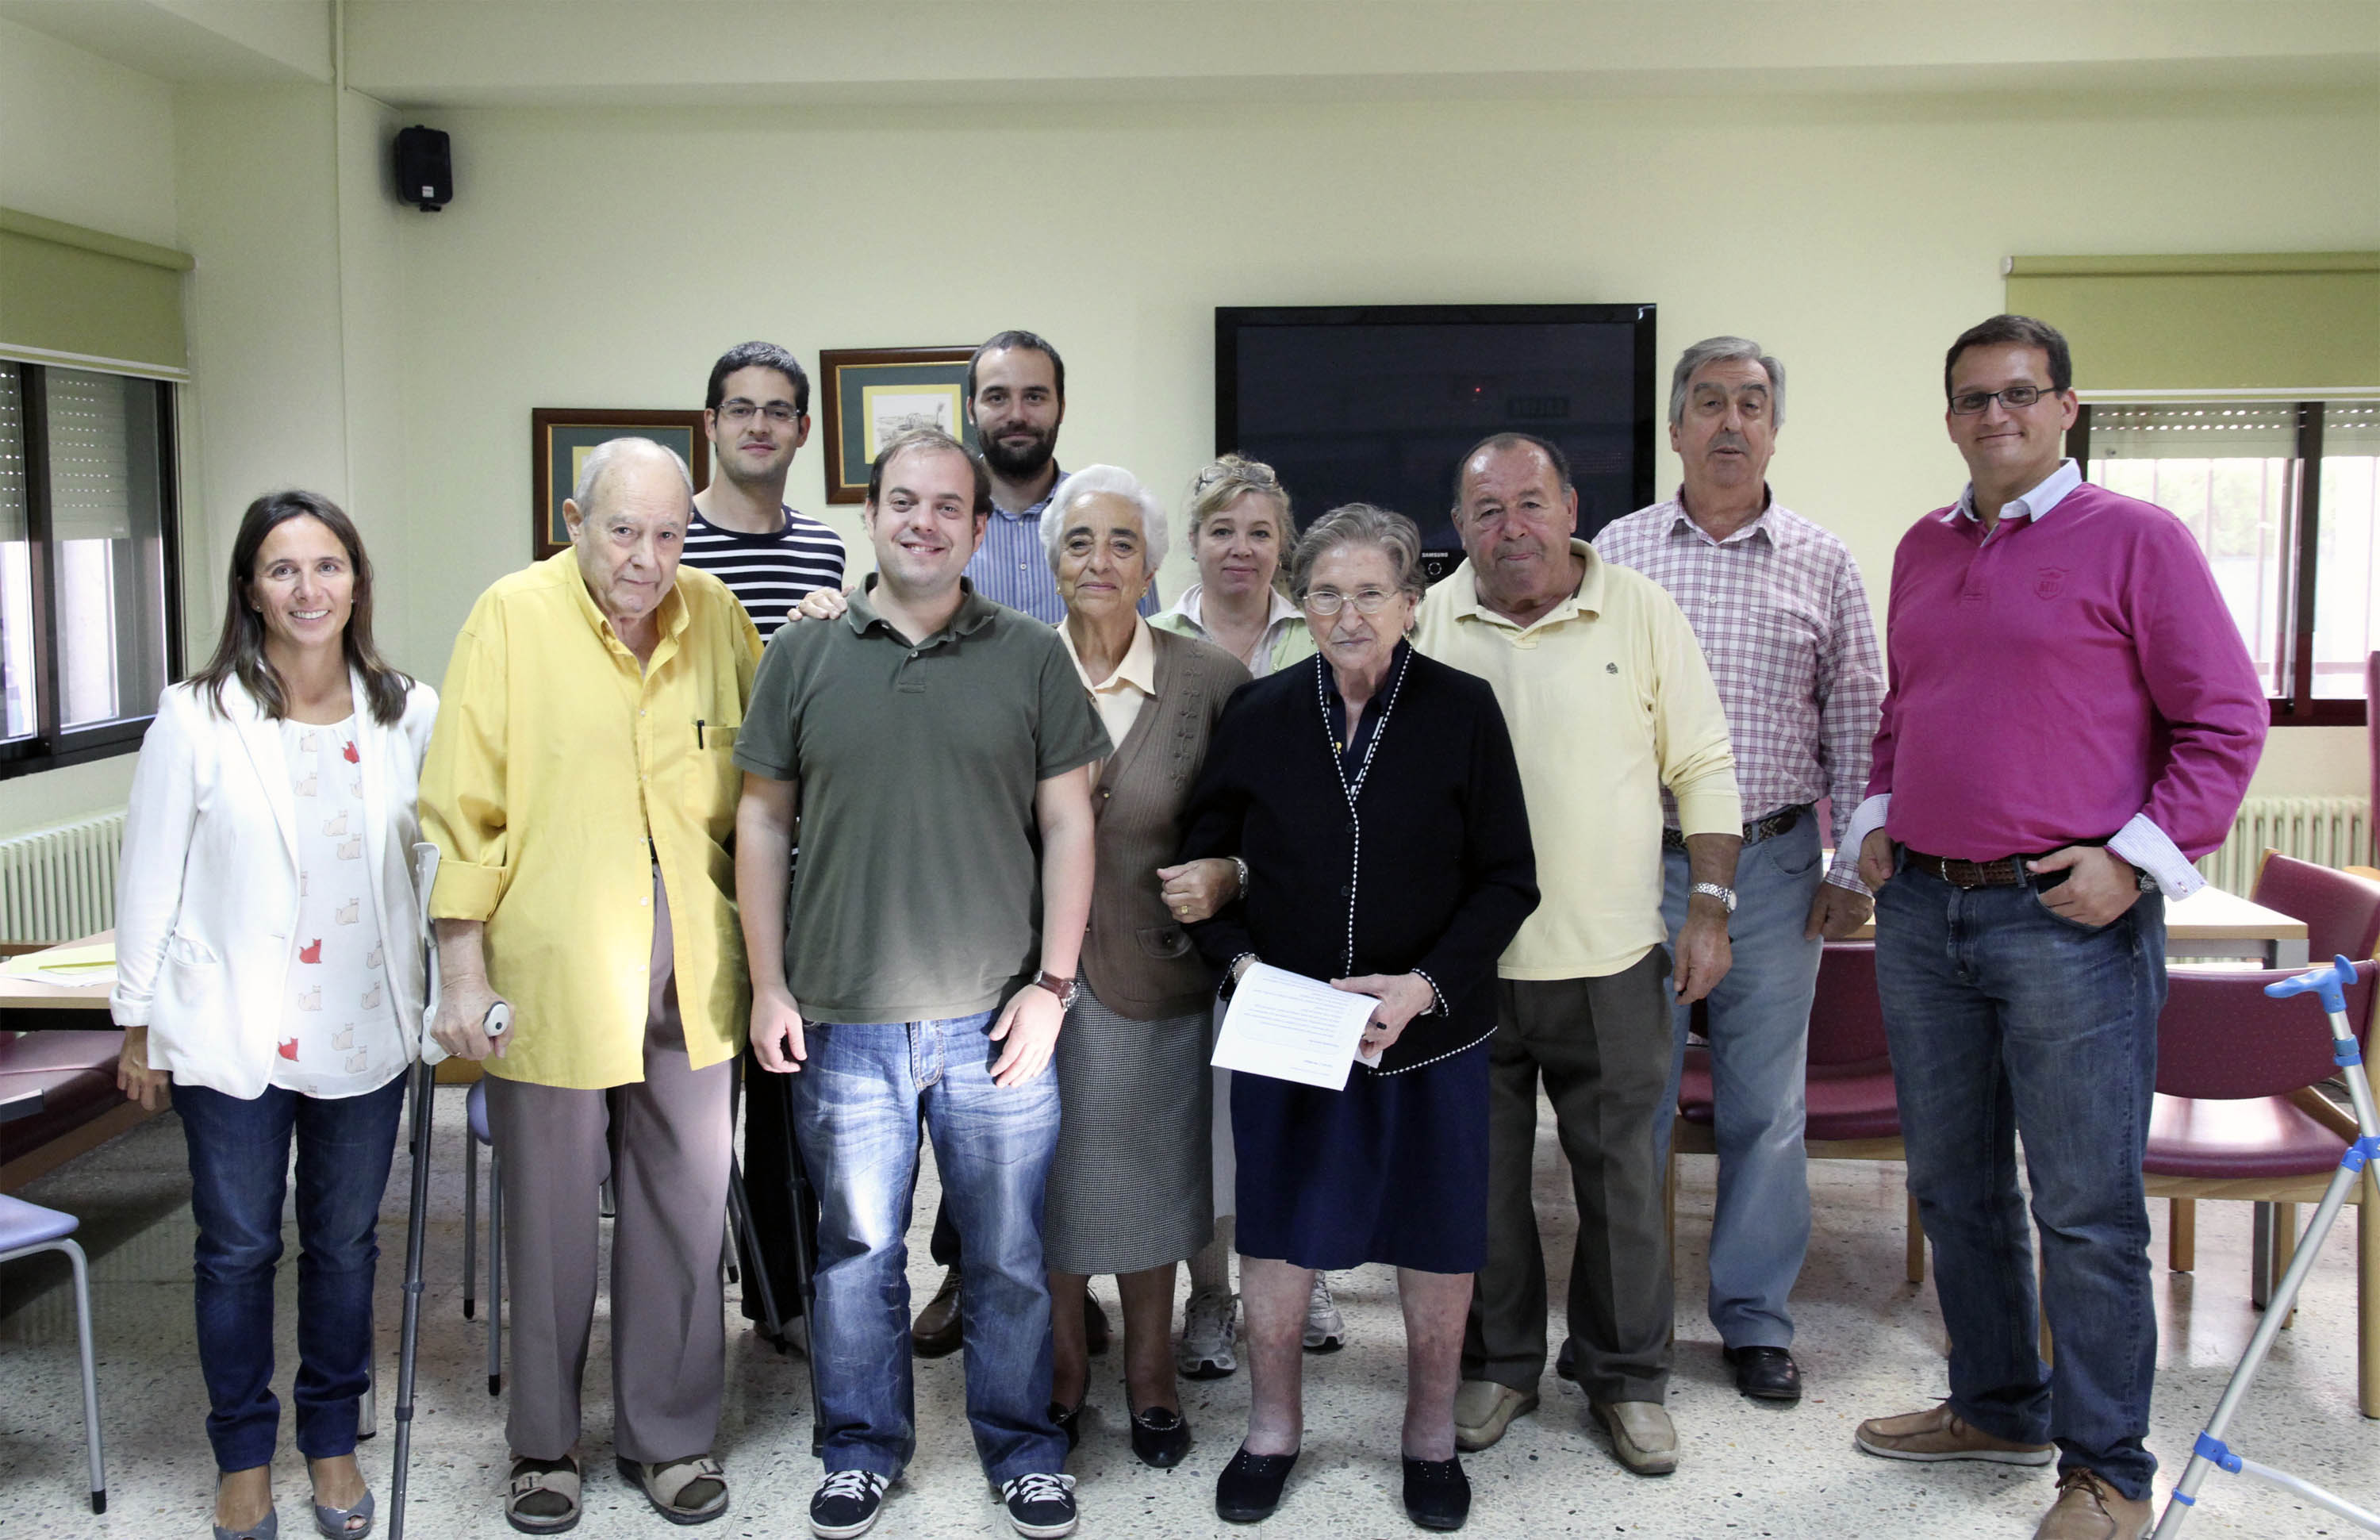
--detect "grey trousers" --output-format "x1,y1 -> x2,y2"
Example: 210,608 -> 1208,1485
1462,950 -> 1674,1404
483,870 -> 733,1464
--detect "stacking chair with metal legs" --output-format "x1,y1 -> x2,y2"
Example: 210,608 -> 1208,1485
0,1193 -> 106,1512
461,1076 -> 503,1396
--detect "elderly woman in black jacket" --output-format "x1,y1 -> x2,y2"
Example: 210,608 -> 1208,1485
1179,503 -> 1537,1534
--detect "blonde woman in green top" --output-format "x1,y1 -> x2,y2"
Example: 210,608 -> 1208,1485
1150,455 -> 1317,679
1154,455 -> 1342,1381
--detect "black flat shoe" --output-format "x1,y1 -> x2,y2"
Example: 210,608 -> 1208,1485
1402,1456 -> 1470,1531
1050,1400 -> 1084,1450
1722,1345 -> 1802,1403
1130,1407 -> 1192,1469
1215,1447 -> 1298,1523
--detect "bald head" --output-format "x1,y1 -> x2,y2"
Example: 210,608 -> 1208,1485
562,436 -> 692,632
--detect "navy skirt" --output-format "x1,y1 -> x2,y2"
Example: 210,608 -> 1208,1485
1230,1041 -> 1490,1274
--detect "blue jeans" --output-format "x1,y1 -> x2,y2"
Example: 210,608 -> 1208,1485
787,1010 -> 1066,1483
1651,815 -> 1825,1349
1874,856 -> 2166,1500
175,1073 -> 406,1472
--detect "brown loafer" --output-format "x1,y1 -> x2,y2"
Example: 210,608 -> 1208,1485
911,1265 -> 963,1358
2035,1469 -> 2152,1540
1855,1402 -> 2054,1465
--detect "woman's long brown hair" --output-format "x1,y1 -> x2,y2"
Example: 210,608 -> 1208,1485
189,490 -> 412,726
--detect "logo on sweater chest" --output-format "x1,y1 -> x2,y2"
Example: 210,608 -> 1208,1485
2033,567 -> 2067,600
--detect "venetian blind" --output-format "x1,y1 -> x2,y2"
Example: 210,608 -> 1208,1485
2003,253 -> 2378,395
0,208 -> 192,379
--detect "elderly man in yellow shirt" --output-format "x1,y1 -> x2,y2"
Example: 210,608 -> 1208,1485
418,436 -> 761,1534
1412,432 -> 1741,1480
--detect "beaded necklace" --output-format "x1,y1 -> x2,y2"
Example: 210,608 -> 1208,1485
1315,643 -> 1411,974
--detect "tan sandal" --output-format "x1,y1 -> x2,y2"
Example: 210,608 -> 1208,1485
505,1456 -> 581,1535
616,1454 -> 727,1527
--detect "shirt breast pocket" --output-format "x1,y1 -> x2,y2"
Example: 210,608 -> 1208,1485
681,717 -> 745,828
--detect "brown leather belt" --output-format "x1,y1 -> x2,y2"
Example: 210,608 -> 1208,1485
1662,804 -> 1806,853
1902,850 -> 2025,889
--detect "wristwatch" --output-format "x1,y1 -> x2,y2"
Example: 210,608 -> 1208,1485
1033,970 -> 1078,1009
1691,881 -> 1738,914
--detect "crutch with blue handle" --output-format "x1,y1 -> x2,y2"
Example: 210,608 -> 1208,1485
2153,954 -> 2380,1536
389,842 -> 509,1540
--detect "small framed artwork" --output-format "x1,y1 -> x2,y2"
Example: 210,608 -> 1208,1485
819,348 -> 980,504
530,409 -> 712,559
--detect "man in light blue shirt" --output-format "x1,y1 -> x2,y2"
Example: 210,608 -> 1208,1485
960,329 -> 1156,624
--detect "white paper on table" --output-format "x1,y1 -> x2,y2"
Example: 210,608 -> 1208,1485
1211,962 -> 1381,1090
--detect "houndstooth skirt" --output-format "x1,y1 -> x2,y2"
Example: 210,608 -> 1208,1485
1041,982 -> 1214,1275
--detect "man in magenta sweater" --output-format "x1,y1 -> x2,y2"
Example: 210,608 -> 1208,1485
1842,315 -> 2266,1540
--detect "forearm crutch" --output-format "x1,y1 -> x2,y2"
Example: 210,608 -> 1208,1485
2154,954 -> 2380,1536
389,843 -> 443,1540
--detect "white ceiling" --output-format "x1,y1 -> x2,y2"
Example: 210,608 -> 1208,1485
4,0 -> 2374,105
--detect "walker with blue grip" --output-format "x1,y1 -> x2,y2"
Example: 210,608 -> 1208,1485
2153,954 -> 2380,1535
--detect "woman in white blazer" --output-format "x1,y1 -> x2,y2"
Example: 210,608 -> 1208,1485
112,490 -> 435,1540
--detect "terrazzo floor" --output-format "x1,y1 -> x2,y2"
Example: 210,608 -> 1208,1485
2,1085 -> 2373,1539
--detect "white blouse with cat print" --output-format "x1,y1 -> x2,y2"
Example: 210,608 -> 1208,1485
275,716 -> 407,1096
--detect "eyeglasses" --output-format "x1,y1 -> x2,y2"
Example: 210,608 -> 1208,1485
1303,586 -> 1399,616
1948,384 -> 2061,416
718,400 -> 802,426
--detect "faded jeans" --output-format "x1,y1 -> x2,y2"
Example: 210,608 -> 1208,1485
1874,854 -> 2166,1500
786,1009 -> 1066,1483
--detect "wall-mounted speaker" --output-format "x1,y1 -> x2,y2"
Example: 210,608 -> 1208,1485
394,125 -> 452,212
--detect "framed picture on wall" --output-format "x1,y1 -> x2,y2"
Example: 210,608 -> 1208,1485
819,347 -> 979,504
530,409 -> 711,559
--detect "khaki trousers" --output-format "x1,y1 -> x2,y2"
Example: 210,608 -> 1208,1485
483,869 -> 733,1463
1463,950 -> 1675,1404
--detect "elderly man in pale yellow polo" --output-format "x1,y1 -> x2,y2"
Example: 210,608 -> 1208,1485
417,435 -> 761,1534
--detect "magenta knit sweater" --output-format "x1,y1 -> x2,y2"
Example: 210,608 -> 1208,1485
1865,481 -> 2267,862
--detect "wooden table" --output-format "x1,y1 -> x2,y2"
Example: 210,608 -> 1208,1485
1839,885 -> 2309,966
0,930 -> 115,1032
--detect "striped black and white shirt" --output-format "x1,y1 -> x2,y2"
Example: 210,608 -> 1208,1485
679,504 -> 846,641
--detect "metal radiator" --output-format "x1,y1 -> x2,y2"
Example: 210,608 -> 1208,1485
0,811 -> 126,943
2196,795 -> 2372,896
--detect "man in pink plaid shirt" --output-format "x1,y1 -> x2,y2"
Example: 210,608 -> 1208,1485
1595,336 -> 1884,1406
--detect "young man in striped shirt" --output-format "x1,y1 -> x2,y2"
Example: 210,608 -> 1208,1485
685,340 -> 847,641
684,340 -> 846,1354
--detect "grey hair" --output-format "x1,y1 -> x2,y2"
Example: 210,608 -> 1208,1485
1667,336 -> 1785,430
1287,503 -> 1427,604
570,435 -> 694,515
1042,463 -> 1169,574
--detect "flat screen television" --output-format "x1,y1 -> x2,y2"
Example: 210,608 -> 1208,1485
1215,304 -> 1658,581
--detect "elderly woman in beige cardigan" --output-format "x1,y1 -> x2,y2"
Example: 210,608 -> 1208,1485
1035,465 -> 1249,1469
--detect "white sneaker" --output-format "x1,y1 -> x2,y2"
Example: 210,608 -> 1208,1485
1177,1287 -> 1238,1378
1302,1273 -> 1345,1352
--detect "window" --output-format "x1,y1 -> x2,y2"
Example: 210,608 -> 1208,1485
0,361 -> 181,777
2071,400 -> 2375,728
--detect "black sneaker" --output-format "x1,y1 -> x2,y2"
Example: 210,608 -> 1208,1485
999,1472 -> 1079,1538
808,1470 -> 889,1539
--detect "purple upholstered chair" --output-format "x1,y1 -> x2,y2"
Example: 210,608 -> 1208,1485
0,1192 -> 106,1510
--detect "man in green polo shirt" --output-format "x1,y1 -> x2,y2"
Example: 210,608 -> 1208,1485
735,427 -> 1105,1540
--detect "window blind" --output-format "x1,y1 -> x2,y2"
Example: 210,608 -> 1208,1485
44,370 -> 136,542
0,208 -> 192,380
2004,253 -> 2378,395
2086,401 -> 2301,461
0,369 -> 25,544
